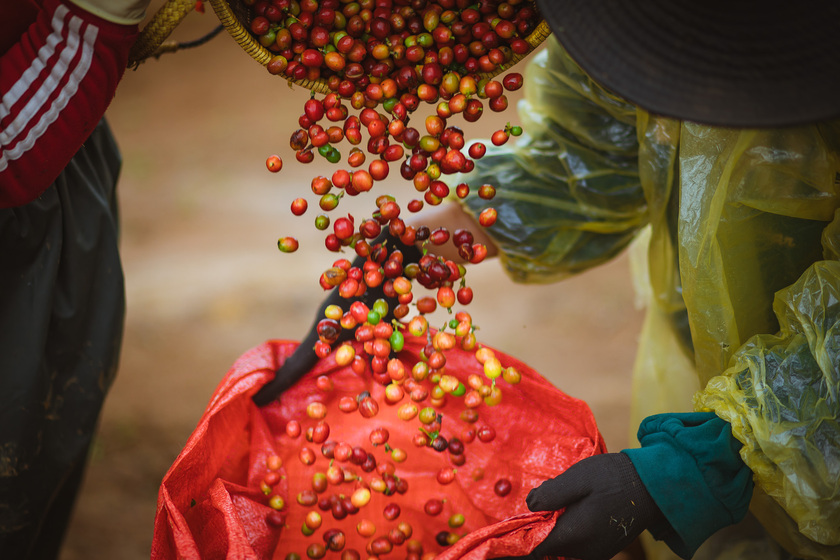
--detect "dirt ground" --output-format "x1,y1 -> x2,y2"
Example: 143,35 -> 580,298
58,5 -> 645,559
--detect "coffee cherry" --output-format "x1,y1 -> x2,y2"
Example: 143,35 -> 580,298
324,529 -> 346,552
424,498 -> 443,516
335,345 -> 356,367
299,447 -> 316,466
266,155 -> 283,172
305,510 -> 323,530
266,454 -> 283,471
277,236 -> 299,253
436,468 -> 456,485
448,513 -> 465,528
484,356 -> 503,379
503,72 -> 524,91
266,55 -> 289,75
266,510 -> 285,527
494,478 -> 513,497
503,366 -> 522,384
312,472 -> 329,493
369,536 -> 393,556
312,421 -> 330,443
268,495 -> 285,510
479,207 -> 498,227
448,438 -> 465,456
286,420 -> 301,438
484,384 -> 503,406
297,490 -> 318,507
397,402 -> 418,421
477,425 -> 496,442
491,129 -> 509,146
306,401 -> 327,419
430,435 -> 449,453
358,396 -> 379,418
356,519 -> 376,537
383,502 -> 401,521
369,427 -> 389,446
348,486 -> 369,508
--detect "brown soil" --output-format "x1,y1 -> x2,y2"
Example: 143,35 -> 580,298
58,5 -> 644,559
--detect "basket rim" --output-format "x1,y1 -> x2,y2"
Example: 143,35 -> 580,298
207,0 -> 550,94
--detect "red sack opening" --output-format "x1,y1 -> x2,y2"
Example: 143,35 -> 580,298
151,335 -> 606,559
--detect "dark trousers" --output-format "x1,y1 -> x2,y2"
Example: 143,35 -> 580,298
0,119 -> 125,559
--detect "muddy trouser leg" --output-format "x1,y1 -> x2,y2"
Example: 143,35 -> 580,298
0,119 -> 125,559
28,457 -> 88,560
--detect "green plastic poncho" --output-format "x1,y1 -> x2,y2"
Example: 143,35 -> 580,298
455,36 -> 840,560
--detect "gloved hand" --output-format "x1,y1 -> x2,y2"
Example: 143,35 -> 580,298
69,0 -> 151,24
251,281 -> 351,406
500,453 -> 668,560
252,231 -> 421,406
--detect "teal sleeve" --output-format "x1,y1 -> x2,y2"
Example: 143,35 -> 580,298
622,412 -> 755,559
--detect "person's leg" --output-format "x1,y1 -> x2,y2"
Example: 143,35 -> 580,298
28,454 -> 89,560
0,119 -> 124,559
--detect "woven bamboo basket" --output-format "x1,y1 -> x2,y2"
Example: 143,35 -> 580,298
130,0 -> 551,93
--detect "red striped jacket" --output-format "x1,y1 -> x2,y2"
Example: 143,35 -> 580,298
0,0 -> 138,208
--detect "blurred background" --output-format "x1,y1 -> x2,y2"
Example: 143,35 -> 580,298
58,3 -> 644,558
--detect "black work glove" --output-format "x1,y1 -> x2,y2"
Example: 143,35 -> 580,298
251,280 -> 350,406
252,231 -> 421,406
498,453 -> 669,560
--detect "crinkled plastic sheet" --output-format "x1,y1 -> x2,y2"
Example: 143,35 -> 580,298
457,37 -> 647,284
677,123 -> 840,557
697,260 -> 840,556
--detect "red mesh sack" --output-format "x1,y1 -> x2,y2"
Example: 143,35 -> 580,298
151,335 -> 606,560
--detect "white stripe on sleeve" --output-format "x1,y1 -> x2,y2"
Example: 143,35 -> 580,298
0,5 -> 70,125
0,10 -> 98,172
1,7 -> 81,146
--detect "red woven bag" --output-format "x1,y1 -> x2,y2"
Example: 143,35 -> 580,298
151,335 -> 606,559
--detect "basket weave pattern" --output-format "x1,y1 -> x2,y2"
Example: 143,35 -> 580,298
129,0 -> 198,66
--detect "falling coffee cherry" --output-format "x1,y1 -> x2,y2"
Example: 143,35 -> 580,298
479,208 -> 498,227
277,236 -> 299,253
491,129 -> 510,146
265,154 -> 283,172
291,197 -> 308,216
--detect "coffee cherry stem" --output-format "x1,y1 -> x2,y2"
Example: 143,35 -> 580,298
418,426 -> 440,442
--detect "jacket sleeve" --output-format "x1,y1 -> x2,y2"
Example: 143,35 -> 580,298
448,36 -> 649,284
694,255 -> 840,557
0,0 -> 138,208
684,120 -> 840,557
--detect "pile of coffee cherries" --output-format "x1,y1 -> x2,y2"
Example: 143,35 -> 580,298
248,0 -> 540,88
259,351 -> 522,559
249,0 -> 544,556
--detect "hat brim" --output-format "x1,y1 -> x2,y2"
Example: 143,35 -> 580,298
536,0 -> 840,127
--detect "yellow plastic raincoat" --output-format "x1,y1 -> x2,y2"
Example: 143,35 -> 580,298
456,36 -> 840,560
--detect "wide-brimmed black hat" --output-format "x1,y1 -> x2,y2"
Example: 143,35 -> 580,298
535,0 -> 840,127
